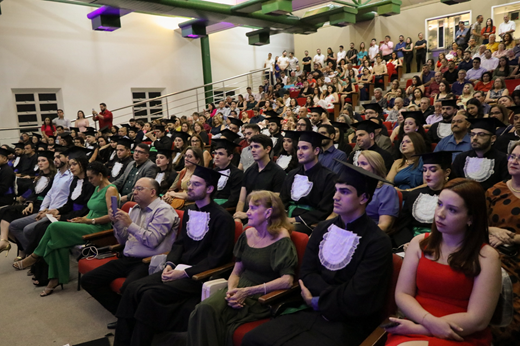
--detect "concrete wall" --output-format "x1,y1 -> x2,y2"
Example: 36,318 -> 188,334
0,0 -> 293,143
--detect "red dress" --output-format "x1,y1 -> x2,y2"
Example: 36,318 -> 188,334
386,247 -> 492,346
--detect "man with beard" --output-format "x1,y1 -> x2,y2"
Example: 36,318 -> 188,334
427,99 -> 458,144
112,165 -> 235,346
451,118 -> 510,191
238,124 -> 260,172
280,131 -> 337,235
496,106 -> 520,154
318,124 -> 347,175
309,107 -> 331,132
109,137 -> 134,183
434,113 -> 472,162
212,139 -> 243,209
348,120 -> 394,171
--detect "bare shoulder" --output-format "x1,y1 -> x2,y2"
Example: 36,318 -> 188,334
480,244 -> 500,262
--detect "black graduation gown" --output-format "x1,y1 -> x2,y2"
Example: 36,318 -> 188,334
154,136 -> 173,151
99,146 -> 115,164
115,201 -> 235,333
393,186 -> 440,247
275,152 -> 299,173
347,143 -> 394,172
214,164 -> 244,209
17,154 -> 37,176
155,168 -> 177,196
270,133 -> 284,159
0,163 -> 15,206
427,121 -> 452,144
280,162 -> 336,227
109,156 -> 134,182
106,147 -> 118,171
242,214 -> 393,346
85,143 -> 99,161
451,147 -> 510,192
495,131 -> 519,154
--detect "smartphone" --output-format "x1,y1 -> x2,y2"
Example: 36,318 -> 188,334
379,321 -> 400,329
111,196 -> 118,216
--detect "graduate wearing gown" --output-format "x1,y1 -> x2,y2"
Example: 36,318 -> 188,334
348,120 -> 394,172
275,131 -> 300,173
212,139 -> 244,209
0,148 -> 16,207
280,131 -> 337,234
113,165 -> 235,346
109,137 -> 135,183
451,118 -> 510,192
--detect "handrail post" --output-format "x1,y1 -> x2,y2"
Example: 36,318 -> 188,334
165,96 -> 170,119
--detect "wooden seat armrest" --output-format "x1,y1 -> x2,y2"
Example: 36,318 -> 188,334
109,244 -> 124,252
258,282 -> 300,305
83,229 -> 114,241
225,207 -> 236,214
359,318 -> 389,346
142,251 -> 170,264
192,262 -> 235,281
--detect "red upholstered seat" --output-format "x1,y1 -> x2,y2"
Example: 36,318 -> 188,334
383,121 -> 393,132
110,278 -> 126,294
78,256 -> 118,276
505,79 -> 520,94
246,110 -> 254,119
297,98 -> 306,106
232,319 -> 270,345
290,90 -> 300,99
405,79 -> 412,89
349,143 -> 356,149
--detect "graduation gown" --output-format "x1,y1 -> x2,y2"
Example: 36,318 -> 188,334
154,136 -> 173,151
242,214 -> 393,346
270,133 -> 284,159
280,162 -> 337,228
451,147 -> 510,192
109,156 -> 134,182
0,163 -> 15,206
347,143 -> 394,172
276,153 -> 299,173
16,154 -> 37,176
427,121 -> 452,144
495,131 -> 519,154
154,168 -> 177,196
214,164 -> 244,209
98,146 -> 115,164
393,186 -> 440,247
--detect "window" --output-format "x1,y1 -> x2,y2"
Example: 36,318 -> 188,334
131,89 -> 164,121
426,11 -> 471,53
13,90 -> 60,134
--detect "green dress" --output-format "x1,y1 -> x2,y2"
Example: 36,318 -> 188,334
187,232 -> 298,346
33,183 -> 116,284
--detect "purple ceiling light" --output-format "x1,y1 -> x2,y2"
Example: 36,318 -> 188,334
88,6 -> 133,32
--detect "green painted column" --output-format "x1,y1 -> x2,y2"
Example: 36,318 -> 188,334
200,36 -> 213,105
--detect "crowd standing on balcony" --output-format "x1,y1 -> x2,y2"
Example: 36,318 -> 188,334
1,11 -> 520,346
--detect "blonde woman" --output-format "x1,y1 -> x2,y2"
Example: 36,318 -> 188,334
187,190 -> 298,346
458,83 -> 475,108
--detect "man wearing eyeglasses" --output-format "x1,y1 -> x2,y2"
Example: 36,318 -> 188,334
466,57 -> 486,83
81,177 -> 179,328
113,143 -> 157,204
451,118 -> 510,191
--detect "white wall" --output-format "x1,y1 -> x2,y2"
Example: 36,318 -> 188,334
0,0 -> 293,144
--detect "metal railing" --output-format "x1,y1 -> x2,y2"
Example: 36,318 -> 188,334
1,67 -> 270,142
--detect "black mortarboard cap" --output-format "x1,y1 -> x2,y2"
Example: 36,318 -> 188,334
402,111 -> 426,126
4,146 -> 15,155
83,129 -> 97,137
363,103 -> 383,114
128,126 -> 138,133
36,142 -> 47,150
121,124 -> 131,128
32,132 -> 42,139
283,130 -> 300,141
309,106 -> 327,114
117,137 -> 134,149
441,99 -> 458,108
212,138 -> 240,152
12,143 -> 25,150
335,159 -> 393,197
267,117 -> 282,126
228,117 -> 244,127
264,110 -> 279,117
0,148 -> 10,158
70,127 -> 80,133
331,121 -> 350,132
112,125 -> 120,131
298,131 -> 328,148
415,151 -> 458,168
507,106 -> 520,115
154,125 -> 166,132
173,131 -> 190,142
63,146 -> 92,159
109,135 -> 121,142
53,144 -> 68,153
190,161 -> 228,188
37,150 -> 55,162
354,120 -> 381,133
219,129 -> 240,142
468,117 -> 506,134
156,149 -> 173,157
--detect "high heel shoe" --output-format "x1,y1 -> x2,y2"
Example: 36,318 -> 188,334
40,283 -> 63,297
0,239 -> 11,257
13,253 -> 37,270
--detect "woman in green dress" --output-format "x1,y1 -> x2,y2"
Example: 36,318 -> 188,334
13,161 -> 118,297
187,190 -> 298,346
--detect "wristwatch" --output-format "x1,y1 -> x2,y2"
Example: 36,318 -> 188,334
92,218 -> 96,225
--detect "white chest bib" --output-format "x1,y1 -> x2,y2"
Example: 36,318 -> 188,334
186,209 -> 211,241
13,157 -> 20,168
437,122 -> 452,139
463,156 -> 494,182
353,151 -> 362,166
111,162 -> 123,178
412,193 -> 438,224
217,169 -> 230,191
34,176 -> 50,194
155,172 -> 165,185
291,174 -> 313,201
271,136 -> 278,148
110,150 -> 117,161
276,155 -> 291,170
34,164 -> 39,172
319,224 -> 361,271
71,179 -> 84,201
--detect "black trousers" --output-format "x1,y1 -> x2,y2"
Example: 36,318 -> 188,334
81,256 -> 149,315
403,52 -> 413,73
416,51 -> 426,72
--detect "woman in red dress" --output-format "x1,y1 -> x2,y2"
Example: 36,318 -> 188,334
385,178 -> 502,346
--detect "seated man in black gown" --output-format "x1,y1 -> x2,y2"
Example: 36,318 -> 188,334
242,160 -> 393,346
113,164 -> 235,346
212,138 -> 244,210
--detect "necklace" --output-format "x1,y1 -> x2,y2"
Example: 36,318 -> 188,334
508,180 -> 520,193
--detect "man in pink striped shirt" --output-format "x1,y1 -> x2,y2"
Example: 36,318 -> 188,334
380,35 -> 394,61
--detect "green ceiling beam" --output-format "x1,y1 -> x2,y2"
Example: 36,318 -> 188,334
261,0 -> 293,15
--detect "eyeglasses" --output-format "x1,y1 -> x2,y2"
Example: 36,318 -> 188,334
134,150 -> 147,155
469,132 -> 492,138
509,154 -> 520,162
132,186 -> 151,192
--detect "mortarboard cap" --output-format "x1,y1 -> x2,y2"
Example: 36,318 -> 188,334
363,103 -> 383,114
219,129 -> 240,142
32,133 -> 42,139
108,135 -> 121,142
117,137 -> 134,149
82,129 -> 97,137
266,117 -> 282,126
4,146 -> 15,155
191,161 -> 228,188
99,126 -> 111,134
468,117 -> 506,134
507,106 -> 520,115
212,138 -> 240,152
264,110 -> 279,117
173,131 -> 190,143
0,148 -> 10,158
53,144 -> 68,153
12,143 -> 25,150
112,125 -> 120,131
282,130 -> 300,141
402,111 -> 426,126
63,146 -> 92,159
128,126 -> 138,133
228,117 -> 244,127
298,131 -> 328,148
156,149 -> 173,158
309,106 -> 327,114
121,124 -> 131,128
69,127 -> 80,133
154,125 -> 166,132
354,120 -> 381,133
415,151 -> 458,169
36,142 -> 47,150
441,99 -> 458,108
331,121 -> 350,132
37,150 -> 55,162
335,159 -> 393,199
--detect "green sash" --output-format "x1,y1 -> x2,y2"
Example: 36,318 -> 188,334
413,226 -> 431,237
214,199 -> 229,205
287,202 -> 315,218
